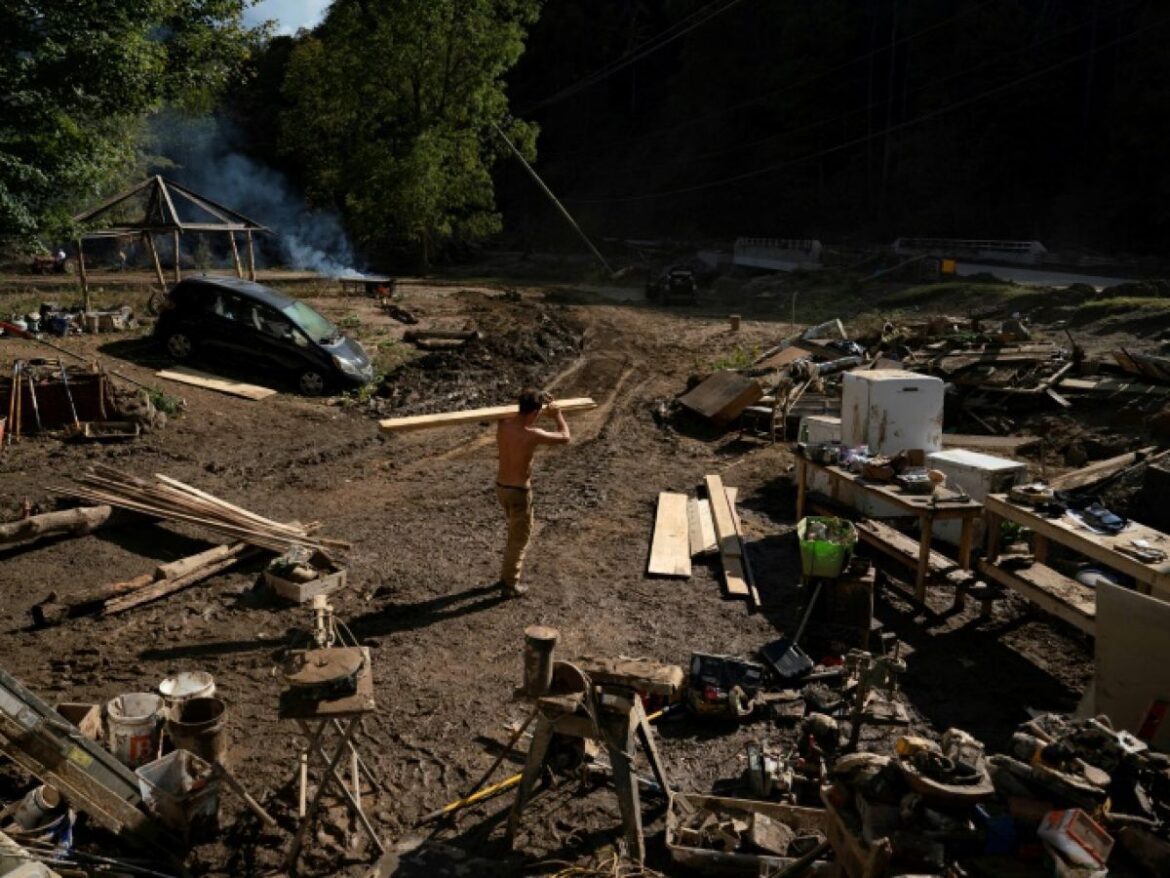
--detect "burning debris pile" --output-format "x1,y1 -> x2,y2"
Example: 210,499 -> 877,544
372,307 -> 583,418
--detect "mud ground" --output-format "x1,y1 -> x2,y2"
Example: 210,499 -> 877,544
0,280 -> 1095,876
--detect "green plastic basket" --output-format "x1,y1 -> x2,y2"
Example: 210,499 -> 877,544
797,516 -> 857,579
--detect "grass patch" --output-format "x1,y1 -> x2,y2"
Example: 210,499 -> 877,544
1073,295 -> 1170,317
708,343 -> 759,371
882,281 -> 1028,309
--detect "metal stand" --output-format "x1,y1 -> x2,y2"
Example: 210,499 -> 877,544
507,678 -> 670,863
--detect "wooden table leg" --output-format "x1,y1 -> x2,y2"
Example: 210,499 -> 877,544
1033,533 -> 1049,564
604,709 -> 645,864
985,511 -> 1002,562
916,516 -> 933,603
796,458 -> 807,521
958,516 -> 974,570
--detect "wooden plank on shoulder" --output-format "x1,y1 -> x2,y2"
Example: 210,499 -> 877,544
705,474 -> 741,557
155,366 -> 277,400
379,397 -> 596,432
648,492 -> 692,577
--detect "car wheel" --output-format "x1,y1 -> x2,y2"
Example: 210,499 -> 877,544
299,370 -> 327,396
166,332 -> 194,360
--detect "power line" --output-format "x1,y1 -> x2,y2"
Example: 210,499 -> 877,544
520,0 -> 752,113
535,0 -> 995,160
575,0 -> 1146,173
564,12 -> 1170,205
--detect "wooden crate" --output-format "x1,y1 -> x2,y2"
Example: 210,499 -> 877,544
263,566 -> 347,603
820,785 -> 892,878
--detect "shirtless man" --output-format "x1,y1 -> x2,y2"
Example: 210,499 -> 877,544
495,387 -> 571,597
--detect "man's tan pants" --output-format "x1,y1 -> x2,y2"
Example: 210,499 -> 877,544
496,485 -> 534,588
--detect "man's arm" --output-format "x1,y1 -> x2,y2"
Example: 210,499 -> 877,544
531,402 -> 571,444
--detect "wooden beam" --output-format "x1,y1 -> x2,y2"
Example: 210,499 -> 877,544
143,232 -> 167,289
379,398 -> 596,433
1047,447 -> 1157,492
687,498 -> 716,556
155,367 -> 277,400
76,239 -> 90,311
228,231 -> 243,278
172,229 -> 181,283
246,230 -> 256,281
647,493 -> 691,577
704,474 -> 741,557
103,543 -> 258,616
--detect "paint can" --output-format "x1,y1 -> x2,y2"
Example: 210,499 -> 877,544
106,693 -> 166,768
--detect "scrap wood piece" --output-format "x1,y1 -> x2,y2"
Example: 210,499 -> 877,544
679,372 -> 763,425
575,656 -> 685,697
687,498 -> 716,556
648,492 -> 692,577
378,397 -> 596,433
1060,376 -> 1170,399
32,542 -> 255,625
0,505 -> 113,547
155,366 -> 277,400
1047,446 -> 1158,492
705,475 -> 741,558
103,543 -> 260,616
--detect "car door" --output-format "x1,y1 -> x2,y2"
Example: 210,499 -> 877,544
247,304 -> 314,375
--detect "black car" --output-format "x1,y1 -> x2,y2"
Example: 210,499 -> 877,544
153,276 -> 374,394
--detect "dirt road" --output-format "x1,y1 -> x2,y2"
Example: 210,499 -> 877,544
0,282 -> 1091,876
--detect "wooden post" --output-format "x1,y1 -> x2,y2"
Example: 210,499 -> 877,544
172,229 -> 181,283
76,239 -> 90,311
228,232 -> 243,278
245,230 -> 256,281
143,233 -> 167,289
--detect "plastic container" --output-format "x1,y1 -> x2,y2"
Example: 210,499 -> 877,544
1038,809 -> 1113,868
135,750 -> 219,840
167,697 -> 228,766
797,517 -> 857,579
106,693 -> 165,768
158,671 -> 215,714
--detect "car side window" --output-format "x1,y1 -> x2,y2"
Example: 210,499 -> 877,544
256,306 -> 292,339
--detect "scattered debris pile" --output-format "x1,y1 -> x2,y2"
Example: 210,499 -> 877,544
374,307 -> 583,418
1,304 -> 137,338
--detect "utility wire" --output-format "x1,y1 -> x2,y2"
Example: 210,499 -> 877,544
565,12 -> 1170,205
536,0 -> 996,159
580,0 -> 1147,172
520,0 -> 752,113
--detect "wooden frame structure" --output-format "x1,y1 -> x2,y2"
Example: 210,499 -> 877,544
72,175 -> 269,309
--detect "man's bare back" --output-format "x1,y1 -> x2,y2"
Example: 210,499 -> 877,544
496,401 -> 571,487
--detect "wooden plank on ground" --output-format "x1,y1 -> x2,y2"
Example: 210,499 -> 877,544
687,498 -> 717,556
1060,377 -> 1170,398
977,556 -> 1095,634
378,397 -> 596,432
721,554 -> 751,598
155,366 -> 277,400
648,492 -> 692,577
679,372 -> 763,425
705,475 -> 741,557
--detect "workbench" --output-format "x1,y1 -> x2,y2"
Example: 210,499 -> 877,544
979,494 -> 1170,634
795,457 -> 982,601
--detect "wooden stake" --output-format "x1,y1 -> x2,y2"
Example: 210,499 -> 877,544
143,233 -> 167,289
228,232 -> 243,278
76,240 -> 90,311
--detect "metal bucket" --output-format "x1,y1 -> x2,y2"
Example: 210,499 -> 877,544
167,696 -> 228,766
158,671 -> 215,714
106,693 -> 165,768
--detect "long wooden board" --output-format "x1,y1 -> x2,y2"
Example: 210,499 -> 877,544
648,493 -> 692,577
722,554 -> 751,598
687,498 -> 717,556
379,397 -> 596,432
977,556 -> 1095,634
155,366 -> 277,400
705,475 -> 741,557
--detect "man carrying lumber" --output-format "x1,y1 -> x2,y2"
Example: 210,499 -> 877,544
495,388 -> 571,597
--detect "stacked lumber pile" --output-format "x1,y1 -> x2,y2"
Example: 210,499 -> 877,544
52,465 -> 346,553
646,476 -> 759,608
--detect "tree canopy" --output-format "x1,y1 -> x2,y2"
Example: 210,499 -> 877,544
0,0 -> 258,241
279,0 -> 541,263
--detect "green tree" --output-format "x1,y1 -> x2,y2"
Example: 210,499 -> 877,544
280,0 -> 541,263
0,0 -> 259,241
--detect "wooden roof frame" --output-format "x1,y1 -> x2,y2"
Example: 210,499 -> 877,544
73,175 -> 269,234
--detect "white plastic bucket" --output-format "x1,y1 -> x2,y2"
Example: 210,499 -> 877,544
158,671 -> 215,714
106,693 -> 165,768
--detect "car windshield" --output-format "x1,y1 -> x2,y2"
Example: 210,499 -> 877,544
281,300 -> 338,343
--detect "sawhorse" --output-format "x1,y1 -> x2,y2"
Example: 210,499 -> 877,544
506,682 -> 670,863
